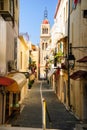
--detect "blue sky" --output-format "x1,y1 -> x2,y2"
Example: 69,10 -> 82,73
19,0 -> 58,45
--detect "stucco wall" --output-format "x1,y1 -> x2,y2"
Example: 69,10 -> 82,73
0,17 -> 7,74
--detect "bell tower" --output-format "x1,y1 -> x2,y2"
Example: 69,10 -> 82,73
40,8 -> 51,79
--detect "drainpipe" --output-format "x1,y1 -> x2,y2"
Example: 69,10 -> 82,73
67,0 -> 70,108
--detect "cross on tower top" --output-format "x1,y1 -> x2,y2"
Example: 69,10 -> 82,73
44,7 -> 48,19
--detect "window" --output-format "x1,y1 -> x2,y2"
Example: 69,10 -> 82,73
46,43 -> 48,48
14,38 -> 17,69
45,28 -> 48,34
0,0 -> 4,10
14,38 -> 17,60
42,28 -> 44,34
83,10 -> 87,18
42,43 -> 44,50
66,2 -> 68,21
10,0 -> 14,16
64,7 -> 65,23
13,93 -> 16,106
16,0 -> 18,8
42,28 -> 48,34
21,51 -> 23,69
13,93 -> 20,106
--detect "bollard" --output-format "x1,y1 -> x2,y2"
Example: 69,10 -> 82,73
42,98 -> 46,130
42,98 -> 52,129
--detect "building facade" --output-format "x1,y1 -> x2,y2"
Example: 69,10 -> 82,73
0,0 -> 28,124
18,35 -> 29,72
69,0 -> 87,120
51,0 -> 87,120
28,43 -> 39,80
0,0 -> 19,74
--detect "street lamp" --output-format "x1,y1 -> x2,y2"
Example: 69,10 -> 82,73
68,43 -> 75,69
67,44 -> 75,109
68,54 -> 75,69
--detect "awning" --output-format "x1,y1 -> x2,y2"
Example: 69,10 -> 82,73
5,81 -> 20,93
70,70 -> 87,80
8,73 -> 27,90
0,76 -> 15,86
77,56 -> 87,63
0,76 -> 20,93
7,72 -> 27,92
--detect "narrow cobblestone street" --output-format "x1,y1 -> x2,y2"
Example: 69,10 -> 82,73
6,80 -> 81,130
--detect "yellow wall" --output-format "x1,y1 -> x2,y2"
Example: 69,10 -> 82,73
18,36 -> 29,72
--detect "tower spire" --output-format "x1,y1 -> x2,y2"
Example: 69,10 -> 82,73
44,7 -> 48,19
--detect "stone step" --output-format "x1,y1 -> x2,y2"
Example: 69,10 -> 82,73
0,127 -> 41,130
0,126 -> 59,130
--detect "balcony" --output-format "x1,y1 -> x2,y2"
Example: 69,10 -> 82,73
0,0 -> 14,21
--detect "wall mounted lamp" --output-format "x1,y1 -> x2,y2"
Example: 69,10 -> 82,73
68,43 -> 75,69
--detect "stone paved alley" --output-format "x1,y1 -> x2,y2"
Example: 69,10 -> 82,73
6,80 -> 81,130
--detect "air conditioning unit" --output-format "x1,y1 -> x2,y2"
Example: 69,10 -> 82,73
0,0 -> 14,21
8,60 -> 17,72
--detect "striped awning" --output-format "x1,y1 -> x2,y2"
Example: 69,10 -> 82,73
7,72 -> 27,91
0,76 -> 15,86
0,72 -> 27,93
5,81 -> 20,93
0,76 -> 20,93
